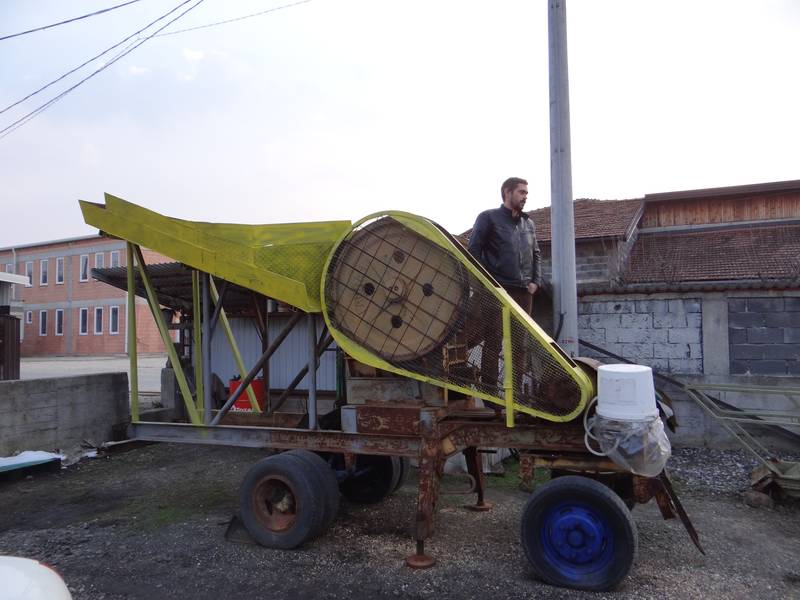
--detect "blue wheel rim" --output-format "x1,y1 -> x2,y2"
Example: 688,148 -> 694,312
539,501 -> 614,582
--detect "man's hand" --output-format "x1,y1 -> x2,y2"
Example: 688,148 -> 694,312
527,282 -> 538,295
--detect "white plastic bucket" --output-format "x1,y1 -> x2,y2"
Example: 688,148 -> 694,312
596,364 -> 658,421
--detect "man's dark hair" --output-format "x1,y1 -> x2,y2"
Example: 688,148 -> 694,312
501,177 -> 528,201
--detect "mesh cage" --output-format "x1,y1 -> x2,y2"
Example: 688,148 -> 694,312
323,215 -> 585,419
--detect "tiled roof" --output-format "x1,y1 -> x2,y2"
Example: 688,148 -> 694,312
460,198 -> 643,242
528,198 -> 643,242
624,224 -> 800,284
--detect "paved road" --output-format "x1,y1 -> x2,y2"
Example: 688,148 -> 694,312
20,354 -> 166,392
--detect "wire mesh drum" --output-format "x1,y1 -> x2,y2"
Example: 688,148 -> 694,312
323,213 -> 591,421
324,216 -> 469,363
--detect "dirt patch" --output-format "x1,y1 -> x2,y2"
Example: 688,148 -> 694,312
1,444 -> 799,599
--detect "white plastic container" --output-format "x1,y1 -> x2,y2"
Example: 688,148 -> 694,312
596,364 -> 658,421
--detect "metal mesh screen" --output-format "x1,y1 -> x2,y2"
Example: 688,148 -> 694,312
323,215 -> 583,418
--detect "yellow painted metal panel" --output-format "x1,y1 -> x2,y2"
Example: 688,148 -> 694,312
80,194 -> 351,313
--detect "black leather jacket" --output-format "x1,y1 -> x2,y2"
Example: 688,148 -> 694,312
467,205 -> 541,288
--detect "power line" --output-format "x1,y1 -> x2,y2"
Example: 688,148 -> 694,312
154,0 -> 312,37
0,0 -> 194,117
0,0 -> 144,42
0,0 -> 206,140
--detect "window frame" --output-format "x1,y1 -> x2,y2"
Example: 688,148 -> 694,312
39,258 -> 49,286
26,311 -> 32,324
94,306 -> 103,335
109,305 -> 120,335
55,308 -> 64,336
94,252 -> 105,271
79,307 -> 89,335
79,254 -> 89,282
110,250 -> 120,268
39,310 -> 47,336
25,261 -> 33,287
56,256 -> 65,284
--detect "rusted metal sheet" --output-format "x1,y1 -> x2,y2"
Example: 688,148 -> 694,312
219,411 -> 304,428
448,422 -> 588,452
355,405 -> 424,435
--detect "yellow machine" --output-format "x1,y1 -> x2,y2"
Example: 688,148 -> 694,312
81,195 -> 593,424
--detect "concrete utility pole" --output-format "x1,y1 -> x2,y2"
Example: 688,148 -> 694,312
548,0 -> 579,356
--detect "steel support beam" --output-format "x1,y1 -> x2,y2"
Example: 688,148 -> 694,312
133,245 -> 201,425
210,311 -> 304,426
192,270 -> 204,415
210,276 -> 260,412
126,243 -> 139,422
129,422 -> 421,456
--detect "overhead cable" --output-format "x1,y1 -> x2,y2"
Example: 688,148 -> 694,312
154,0 -> 312,37
0,0 -> 194,117
0,0 -> 206,140
0,0 -> 144,42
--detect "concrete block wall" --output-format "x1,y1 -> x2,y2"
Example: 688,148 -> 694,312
578,297 -> 703,374
728,297 -> 800,375
540,240 -> 621,283
0,372 -> 129,456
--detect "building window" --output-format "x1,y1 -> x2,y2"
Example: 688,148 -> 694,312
56,257 -> 65,284
94,307 -> 103,335
110,306 -> 120,335
25,262 -> 33,287
39,310 -> 47,336
79,255 -> 89,282
26,311 -> 32,324
40,258 -> 48,286
55,309 -> 64,336
95,252 -> 105,270
79,307 -> 88,335
110,250 -> 120,268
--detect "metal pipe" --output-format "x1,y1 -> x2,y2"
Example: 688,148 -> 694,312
201,273 -> 213,424
126,243 -> 139,422
208,280 -> 229,337
210,311 -> 304,425
307,313 -> 318,430
191,270 -> 204,414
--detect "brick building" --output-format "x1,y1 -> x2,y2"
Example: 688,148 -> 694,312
0,235 -> 168,356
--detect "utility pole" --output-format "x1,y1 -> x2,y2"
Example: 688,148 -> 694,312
548,0 -> 579,356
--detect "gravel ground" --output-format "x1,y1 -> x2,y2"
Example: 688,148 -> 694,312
1,444 -> 799,600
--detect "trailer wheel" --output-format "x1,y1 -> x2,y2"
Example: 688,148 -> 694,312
341,455 -> 401,504
393,457 -> 411,493
239,454 -> 323,549
520,475 -> 638,592
285,449 -> 340,536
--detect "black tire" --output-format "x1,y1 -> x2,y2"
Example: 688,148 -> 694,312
551,469 -> 636,511
340,455 -> 401,504
393,457 -> 411,493
285,449 -> 340,536
239,453 -> 324,549
520,475 -> 638,592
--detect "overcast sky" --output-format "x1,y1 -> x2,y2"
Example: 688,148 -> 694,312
1,0 -> 798,248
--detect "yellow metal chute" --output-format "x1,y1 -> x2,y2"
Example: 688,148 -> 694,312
79,194 -> 351,313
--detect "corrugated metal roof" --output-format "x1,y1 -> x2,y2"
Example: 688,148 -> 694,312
92,262 -> 274,315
